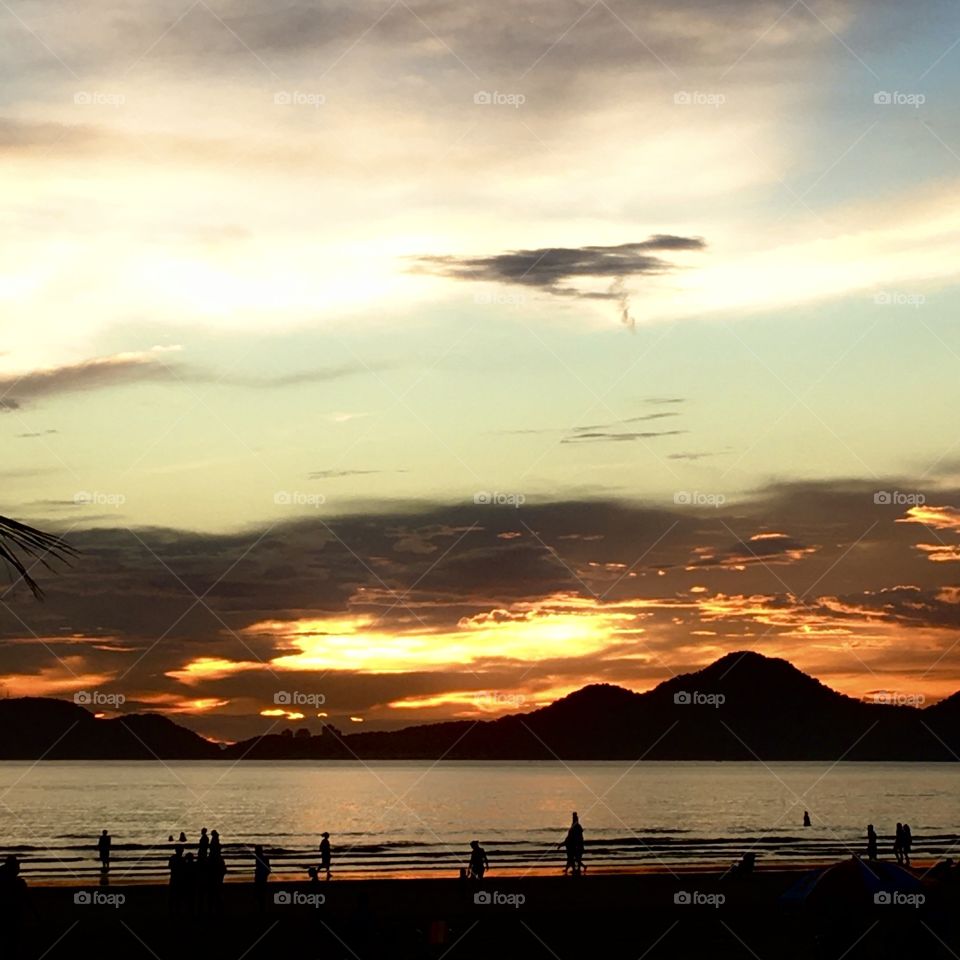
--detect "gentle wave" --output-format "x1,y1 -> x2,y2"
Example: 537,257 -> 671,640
6,832 -> 956,881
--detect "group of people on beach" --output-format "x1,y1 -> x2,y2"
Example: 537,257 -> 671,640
95,812 -> 583,894
464,812 -> 586,880
802,811 -> 917,866
864,822 -> 914,863
166,829 -> 229,913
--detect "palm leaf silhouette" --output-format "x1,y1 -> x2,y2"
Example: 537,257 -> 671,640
0,516 -> 77,599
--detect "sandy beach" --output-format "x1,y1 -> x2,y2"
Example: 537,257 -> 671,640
6,866 -> 959,960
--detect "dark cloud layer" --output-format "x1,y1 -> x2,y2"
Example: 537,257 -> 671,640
413,236 -> 705,326
413,236 -> 705,294
3,477 -> 960,739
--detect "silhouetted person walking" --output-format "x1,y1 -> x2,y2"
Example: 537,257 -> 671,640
198,828 -> 209,861
254,845 -> 271,911
867,824 -> 878,861
902,824 -> 913,866
97,830 -> 111,871
319,832 -> 332,880
803,811 -> 811,827
894,823 -> 904,864
468,841 -> 489,880
559,812 -> 585,876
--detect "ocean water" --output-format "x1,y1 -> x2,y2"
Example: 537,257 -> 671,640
0,761 -> 955,882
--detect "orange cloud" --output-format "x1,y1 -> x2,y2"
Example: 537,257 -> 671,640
897,505 -> 960,532
250,600 -> 635,674
260,708 -> 304,720
914,544 -> 960,562
165,657 -> 264,684
0,658 -> 114,697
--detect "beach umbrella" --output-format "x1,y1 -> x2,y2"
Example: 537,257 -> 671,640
781,856 -> 921,909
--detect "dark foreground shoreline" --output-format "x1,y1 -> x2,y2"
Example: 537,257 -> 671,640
6,869 -> 960,960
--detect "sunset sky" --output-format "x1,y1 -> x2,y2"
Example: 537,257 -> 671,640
3,0 -> 960,740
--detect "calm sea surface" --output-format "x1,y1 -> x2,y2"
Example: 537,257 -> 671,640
0,761 -> 956,881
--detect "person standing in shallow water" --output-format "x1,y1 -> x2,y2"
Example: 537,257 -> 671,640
319,832 -> 332,880
197,828 -> 209,861
468,840 -> 489,880
894,823 -> 904,864
97,829 -> 111,871
866,824 -> 878,861
559,812 -> 585,876
253,845 -> 271,912
803,811 -> 811,827
902,824 -> 913,866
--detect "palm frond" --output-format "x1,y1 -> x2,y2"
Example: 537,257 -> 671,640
0,516 -> 78,599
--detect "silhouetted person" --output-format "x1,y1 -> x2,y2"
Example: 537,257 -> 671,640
178,831 -> 188,844
182,852 -> 197,915
0,855 -> 29,958
210,830 -> 221,858
207,850 -> 227,914
867,824 -> 878,861
468,841 -> 488,880
559,812 -> 585,876
97,830 -> 111,871
894,823 -> 904,864
803,811 -> 811,827
198,828 -> 209,861
254,845 -> 271,911
729,852 -> 756,878
168,844 -> 186,916
319,832 -> 331,880
902,823 -> 913,866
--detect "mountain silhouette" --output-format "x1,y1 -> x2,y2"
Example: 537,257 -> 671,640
2,652 -> 959,760
0,697 -> 219,759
